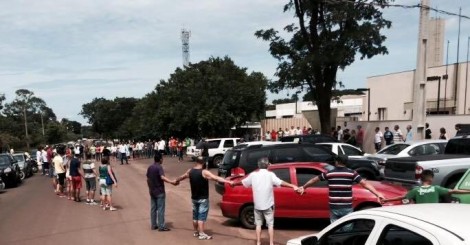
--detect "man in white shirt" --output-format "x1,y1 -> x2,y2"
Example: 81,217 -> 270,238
374,127 -> 383,152
232,157 -> 298,245
158,139 -> 166,156
118,143 -> 128,165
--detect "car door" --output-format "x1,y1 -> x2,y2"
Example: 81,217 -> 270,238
342,145 -> 364,157
294,167 -> 329,218
271,167 -> 298,217
316,217 -> 380,245
207,140 -> 221,157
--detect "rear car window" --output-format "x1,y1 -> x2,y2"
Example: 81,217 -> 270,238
272,147 -> 303,163
241,150 -> 271,171
221,150 -> 240,167
378,225 -> 432,245
445,138 -> 470,154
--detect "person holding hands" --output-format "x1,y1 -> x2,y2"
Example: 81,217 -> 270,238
298,155 -> 384,224
231,157 -> 299,245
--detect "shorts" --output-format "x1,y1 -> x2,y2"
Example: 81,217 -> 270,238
85,178 -> 96,191
192,199 -> 209,221
374,142 -> 382,151
100,179 -> 112,195
57,173 -> 66,186
71,176 -> 82,189
254,206 -> 275,227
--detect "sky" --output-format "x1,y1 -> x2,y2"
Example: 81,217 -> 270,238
1,0 -> 469,124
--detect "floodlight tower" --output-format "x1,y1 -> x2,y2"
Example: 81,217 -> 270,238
181,29 -> 191,67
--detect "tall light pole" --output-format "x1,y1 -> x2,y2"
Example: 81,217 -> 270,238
465,36 -> 470,114
356,88 -> 370,121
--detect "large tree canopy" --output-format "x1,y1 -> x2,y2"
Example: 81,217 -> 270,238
126,56 -> 268,139
80,97 -> 138,139
256,0 -> 392,133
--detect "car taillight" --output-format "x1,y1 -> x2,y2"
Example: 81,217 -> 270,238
231,167 -> 245,177
415,165 -> 423,180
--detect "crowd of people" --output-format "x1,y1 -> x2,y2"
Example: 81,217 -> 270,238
36,145 -> 118,211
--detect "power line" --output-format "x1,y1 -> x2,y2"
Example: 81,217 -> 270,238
321,0 -> 470,20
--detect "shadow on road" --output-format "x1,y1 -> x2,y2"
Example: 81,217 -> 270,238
221,218 -> 330,231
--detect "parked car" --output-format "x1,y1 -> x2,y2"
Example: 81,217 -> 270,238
216,143 -> 382,195
287,204 -> 470,245
280,134 -> 337,144
316,142 -> 368,158
0,154 -> 22,188
193,138 -> 241,168
12,153 -> 33,180
220,162 -> 407,229
452,168 -> 470,204
368,139 -> 447,176
384,136 -> 470,188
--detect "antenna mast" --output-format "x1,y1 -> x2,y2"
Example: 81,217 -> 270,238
181,29 -> 191,67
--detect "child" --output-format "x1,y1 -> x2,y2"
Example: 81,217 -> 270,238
383,170 -> 470,204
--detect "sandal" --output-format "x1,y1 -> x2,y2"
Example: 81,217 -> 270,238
109,207 -> 117,211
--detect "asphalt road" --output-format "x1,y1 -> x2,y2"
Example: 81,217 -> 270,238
0,156 -> 327,245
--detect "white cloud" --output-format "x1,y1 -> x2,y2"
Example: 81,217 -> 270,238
0,0 -> 469,123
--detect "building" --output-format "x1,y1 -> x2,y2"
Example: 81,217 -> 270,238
262,95 -> 364,133
364,61 -> 470,121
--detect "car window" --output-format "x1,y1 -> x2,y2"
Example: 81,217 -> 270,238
223,140 -> 234,148
445,138 -> 470,154
280,136 -> 297,142
13,155 -> 25,161
319,219 -> 375,245
409,144 -> 441,156
319,144 -> 333,153
221,150 -> 239,167
301,146 -> 334,163
272,147 -> 303,163
296,168 -> 327,187
272,168 -> 291,183
244,150 -> 271,169
377,225 -> 432,245
207,140 -> 221,149
377,144 -> 409,155
342,145 -> 362,156
0,156 -> 9,167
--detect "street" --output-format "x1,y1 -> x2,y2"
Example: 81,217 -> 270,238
0,156 -> 326,245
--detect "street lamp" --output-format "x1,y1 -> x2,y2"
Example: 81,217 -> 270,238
356,88 -> 370,121
427,76 -> 442,114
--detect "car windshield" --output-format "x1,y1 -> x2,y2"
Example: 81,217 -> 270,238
0,156 -> 10,167
377,144 -> 410,155
13,155 -> 25,162
221,150 -> 240,167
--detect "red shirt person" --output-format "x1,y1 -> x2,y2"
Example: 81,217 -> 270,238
270,130 -> 277,141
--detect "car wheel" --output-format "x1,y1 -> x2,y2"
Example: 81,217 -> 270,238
32,166 -> 38,174
19,171 -> 25,180
240,205 -> 256,229
213,156 -> 223,168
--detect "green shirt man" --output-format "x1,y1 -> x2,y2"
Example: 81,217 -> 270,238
405,185 -> 449,203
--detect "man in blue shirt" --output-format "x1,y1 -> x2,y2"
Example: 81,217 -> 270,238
406,125 -> 413,142
146,153 -> 179,231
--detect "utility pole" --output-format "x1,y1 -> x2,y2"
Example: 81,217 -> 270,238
454,7 -> 462,113
412,0 -> 430,140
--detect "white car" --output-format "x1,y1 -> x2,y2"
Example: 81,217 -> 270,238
368,140 -> 447,176
193,138 -> 241,167
287,204 -> 470,245
316,142 -> 369,158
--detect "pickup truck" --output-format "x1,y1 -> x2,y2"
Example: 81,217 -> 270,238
384,136 -> 470,188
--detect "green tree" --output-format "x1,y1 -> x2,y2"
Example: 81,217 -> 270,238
131,57 -> 267,138
80,97 -> 138,139
256,0 -> 392,133
3,89 -> 47,150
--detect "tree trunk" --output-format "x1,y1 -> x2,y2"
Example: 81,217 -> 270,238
317,94 -> 331,135
23,107 -> 30,151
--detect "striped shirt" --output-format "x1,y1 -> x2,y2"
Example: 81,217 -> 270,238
320,167 -> 362,209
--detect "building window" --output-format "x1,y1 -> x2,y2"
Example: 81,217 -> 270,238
378,108 -> 387,121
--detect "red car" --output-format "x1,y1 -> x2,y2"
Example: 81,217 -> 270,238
220,162 -> 407,229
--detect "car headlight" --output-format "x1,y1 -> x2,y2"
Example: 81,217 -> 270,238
4,168 -> 11,173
